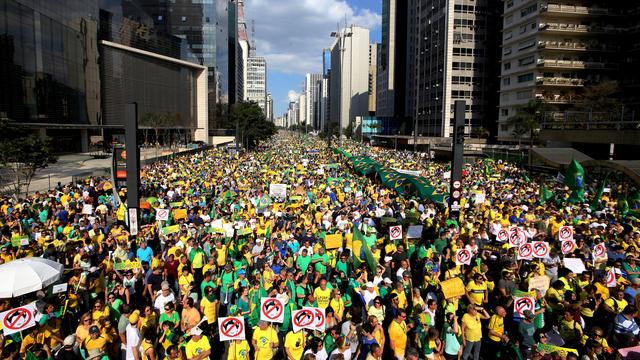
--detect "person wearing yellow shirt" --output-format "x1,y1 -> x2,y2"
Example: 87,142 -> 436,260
185,326 -> 211,360
228,338 -> 251,360
391,282 -> 408,310
466,274 -> 488,306
179,268 -> 195,297
20,326 -> 45,358
200,286 -> 219,326
603,289 -> 628,317
0,246 -> 15,263
284,328 -> 305,360
487,306 -> 509,351
252,321 -> 279,360
329,289 -> 345,321
83,325 -> 111,354
559,310 -> 583,348
388,308 -> 412,360
313,279 -> 332,309
461,305 -> 490,360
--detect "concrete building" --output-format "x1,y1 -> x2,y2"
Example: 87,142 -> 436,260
298,94 -> 307,128
266,93 -> 274,121
246,56 -> 267,114
497,0 -> 634,141
303,73 -> 323,129
377,0 -> 409,120
368,44 -> 378,114
330,25 -> 371,132
237,0 -> 250,103
318,77 -> 330,131
409,0 -> 502,137
0,0 -> 209,152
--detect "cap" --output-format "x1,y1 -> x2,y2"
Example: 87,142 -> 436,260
384,256 -> 393,263
523,310 -> 535,319
89,325 -> 100,334
161,281 -> 170,290
129,310 -> 140,324
189,326 -> 203,336
383,277 -> 393,284
238,269 -> 246,276
63,335 -> 76,346
365,282 -> 374,288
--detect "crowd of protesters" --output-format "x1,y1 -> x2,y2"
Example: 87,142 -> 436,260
0,133 -> 639,360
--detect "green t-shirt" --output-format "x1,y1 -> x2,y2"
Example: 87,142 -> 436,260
200,280 -> 217,298
312,253 -> 329,274
296,255 -> 311,271
336,260 -> 349,276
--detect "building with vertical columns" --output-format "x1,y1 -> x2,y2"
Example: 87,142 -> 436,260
368,44 -> 378,114
246,56 -> 267,113
303,73 -> 323,129
409,0 -> 502,138
329,25 -> 371,132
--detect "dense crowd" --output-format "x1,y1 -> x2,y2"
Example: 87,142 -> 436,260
0,133 -> 639,360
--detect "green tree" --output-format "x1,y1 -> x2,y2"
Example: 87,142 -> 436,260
507,99 -> 546,147
229,102 -> 276,149
576,80 -> 621,119
0,119 -> 57,195
471,126 -> 490,139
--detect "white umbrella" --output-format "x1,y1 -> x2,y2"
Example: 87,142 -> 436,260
0,258 -> 64,297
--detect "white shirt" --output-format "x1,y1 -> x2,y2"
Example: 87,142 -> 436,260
125,323 -> 141,360
154,291 -> 176,314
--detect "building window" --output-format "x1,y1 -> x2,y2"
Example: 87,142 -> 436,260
503,77 -> 511,85
157,15 -> 163,21
518,39 -> 536,51
181,16 -> 187,22
504,31 -> 512,40
518,56 -> 535,66
518,73 -> 534,83
501,109 -> 509,116
505,15 -> 513,25
517,90 -> 532,99
504,62 -> 511,70
521,4 -> 538,17
501,124 -> 509,131
506,0 -> 514,8
504,47 -> 512,56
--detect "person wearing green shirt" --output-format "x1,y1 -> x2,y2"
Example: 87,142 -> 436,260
296,249 -> 312,272
296,276 -> 311,307
336,254 -> 351,277
434,232 -> 449,254
312,248 -> 330,275
221,265 -> 235,305
200,271 -> 217,299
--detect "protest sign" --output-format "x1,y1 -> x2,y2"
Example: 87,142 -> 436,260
441,278 -> 465,299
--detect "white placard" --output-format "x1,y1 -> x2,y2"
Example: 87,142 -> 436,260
269,183 -> 287,199
260,298 -> 285,323
563,258 -> 586,274
156,208 -> 169,222
52,283 -> 68,294
0,302 -> 38,335
82,204 -> 93,215
218,317 -> 246,341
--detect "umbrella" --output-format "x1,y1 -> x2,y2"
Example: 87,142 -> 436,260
0,258 -> 64,298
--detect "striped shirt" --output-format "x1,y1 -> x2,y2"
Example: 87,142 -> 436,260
613,313 -> 640,336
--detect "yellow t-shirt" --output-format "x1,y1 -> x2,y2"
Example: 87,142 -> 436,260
185,336 -> 211,359
465,281 -> 487,306
200,297 -> 219,324
462,313 -> 483,342
388,320 -> 408,356
604,297 -> 628,314
252,326 -> 279,360
284,331 -> 305,360
487,314 -> 504,342
83,334 -> 110,353
229,339 -> 251,360
313,287 -> 331,309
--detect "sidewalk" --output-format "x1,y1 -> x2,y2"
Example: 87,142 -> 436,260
24,147 -> 191,194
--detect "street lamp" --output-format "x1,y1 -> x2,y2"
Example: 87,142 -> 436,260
331,27 -> 352,148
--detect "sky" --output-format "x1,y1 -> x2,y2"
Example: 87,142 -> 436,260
243,0 -> 382,117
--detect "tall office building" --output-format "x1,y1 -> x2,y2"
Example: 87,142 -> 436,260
237,0 -> 249,103
246,56 -> 267,113
1,0 -> 209,151
329,25 -> 371,131
368,44 -> 378,114
266,93 -> 273,122
318,77 -> 330,131
497,1 -> 635,141
142,0 -> 239,130
303,73 -> 323,129
298,94 -> 307,127
377,0 -> 409,119
409,0 -> 502,137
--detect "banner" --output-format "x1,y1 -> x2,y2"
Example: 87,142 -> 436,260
161,225 -> 180,236
260,298 -> 285,323
441,278 -> 465,299
528,275 -> 550,295
114,259 -> 141,271
173,208 -> 187,220
324,234 -> 343,250
269,184 -> 287,198
218,317 -> 245,341
535,343 -> 578,358
0,302 -> 38,335
10,235 -> 29,247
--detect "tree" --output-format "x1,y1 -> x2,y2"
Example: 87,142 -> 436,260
0,119 -> 57,195
506,99 -> 546,147
576,80 -> 621,118
229,102 -> 276,149
471,126 -> 490,139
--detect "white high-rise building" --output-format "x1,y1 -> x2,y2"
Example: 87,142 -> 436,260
330,25 -> 371,131
319,77 -> 329,131
266,93 -> 273,121
299,94 -> 307,127
303,73 -> 323,129
246,56 -> 267,114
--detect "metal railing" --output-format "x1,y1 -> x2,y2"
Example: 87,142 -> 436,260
540,111 -> 639,130
537,40 -> 619,52
536,59 -> 618,70
536,77 -> 584,86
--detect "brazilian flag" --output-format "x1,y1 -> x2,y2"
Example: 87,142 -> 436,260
354,227 -> 377,274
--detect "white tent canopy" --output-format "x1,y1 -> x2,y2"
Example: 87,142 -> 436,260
0,258 -> 64,298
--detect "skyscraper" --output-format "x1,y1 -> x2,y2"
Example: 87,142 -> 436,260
409,0 -> 502,137
330,25 -> 371,132
303,73 -> 323,129
246,56 -> 267,114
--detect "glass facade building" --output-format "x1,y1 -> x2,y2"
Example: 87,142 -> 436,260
1,0 -> 236,151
